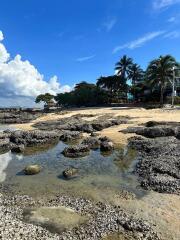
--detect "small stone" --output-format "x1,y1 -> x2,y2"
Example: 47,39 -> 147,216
24,165 -> 41,175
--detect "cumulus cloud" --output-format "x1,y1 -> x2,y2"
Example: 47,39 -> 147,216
153,0 -> 180,10
113,31 -> 165,53
0,31 -> 71,107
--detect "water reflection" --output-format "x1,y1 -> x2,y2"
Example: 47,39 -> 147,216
0,151 -> 12,182
1,141 -> 144,200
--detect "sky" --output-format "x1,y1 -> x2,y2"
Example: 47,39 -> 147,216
0,0 -> 180,107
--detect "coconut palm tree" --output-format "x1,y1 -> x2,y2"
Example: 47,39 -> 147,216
146,55 -> 178,106
129,63 -> 144,100
115,55 -> 133,79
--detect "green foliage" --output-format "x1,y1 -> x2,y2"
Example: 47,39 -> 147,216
145,55 -> 178,105
35,93 -> 54,104
97,75 -> 128,102
35,55 -> 179,107
115,55 -> 133,79
55,82 -> 108,107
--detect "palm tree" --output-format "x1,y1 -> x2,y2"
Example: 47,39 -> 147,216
115,55 -> 133,79
129,64 -> 144,101
146,55 -> 178,106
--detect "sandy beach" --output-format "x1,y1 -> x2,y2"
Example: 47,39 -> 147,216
13,107 -> 180,145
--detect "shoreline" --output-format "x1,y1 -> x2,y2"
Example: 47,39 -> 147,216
0,106 -> 180,239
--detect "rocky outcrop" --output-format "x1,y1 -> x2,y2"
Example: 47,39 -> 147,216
33,114 -> 129,133
0,132 -> 11,152
62,144 -> 90,158
129,136 -> 180,194
59,130 -> 82,142
0,109 -> 42,124
9,130 -> 60,146
11,144 -> 25,153
122,123 -> 180,139
99,136 -> 114,152
0,130 -> 60,153
100,141 -> 114,152
81,137 -> 100,149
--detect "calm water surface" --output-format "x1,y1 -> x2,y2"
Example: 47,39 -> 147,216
0,125 -> 145,202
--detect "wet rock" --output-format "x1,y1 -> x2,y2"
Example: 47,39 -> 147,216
11,144 -> 25,153
82,137 -> 100,149
63,168 -> 79,179
24,165 -> 41,175
62,144 -> 90,158
0,132 -> 11,152
9,130 -> 59,146
100,141 -> 114,152
60,130 -> 82,142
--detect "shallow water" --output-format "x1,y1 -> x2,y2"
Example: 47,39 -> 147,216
23,206 -> 89,234
0,137 -> 146,202
0,123 -> 147,202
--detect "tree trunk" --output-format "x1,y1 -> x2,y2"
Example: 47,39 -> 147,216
160,85 -> 164,107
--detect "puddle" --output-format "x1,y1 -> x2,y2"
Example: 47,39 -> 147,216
23,206 -> 89,234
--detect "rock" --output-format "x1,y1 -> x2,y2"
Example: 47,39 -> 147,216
63,168 -> 79,179
129,136 -> 180,194
10,130 -> 59,146
24,165 -> 41,175
99,136 -> 111,142
33,114 -> 129,133
81,137 -> 100,149
123,126 -> 175,138
90,132 -> 99,137
11,144 -> 25,153
0,132 -> 11,152
62,144 -> 90,158
145,121 -> 158,127
0,109 -> 42,124
60,131 -> 82,142
100,141 -> 114,152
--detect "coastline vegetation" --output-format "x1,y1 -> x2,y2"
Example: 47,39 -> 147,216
35,54 -> 180,107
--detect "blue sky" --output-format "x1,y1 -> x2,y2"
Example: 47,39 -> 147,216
0,0 -> 180,106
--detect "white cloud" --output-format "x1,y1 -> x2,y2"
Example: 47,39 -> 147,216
103,18 -> 117,32
153,0 -> 180,10
164,30 -> 180,38
113,31 -> 165,53
0,31 -> 4,41
168,16 -> 176,22
0,31 -> 71,107
76,55 -> 95,62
